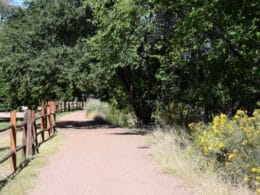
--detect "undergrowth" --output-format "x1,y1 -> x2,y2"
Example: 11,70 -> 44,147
146,128 -> 256,195
85,98 -> 136,127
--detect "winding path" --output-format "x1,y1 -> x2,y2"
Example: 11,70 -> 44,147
30,111 -> 190,195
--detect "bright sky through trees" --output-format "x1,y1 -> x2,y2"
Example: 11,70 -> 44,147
12,0 -> 23,6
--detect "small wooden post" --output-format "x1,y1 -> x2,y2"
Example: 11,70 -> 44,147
26,110 -> 33,156
40,105 -> 45,142
48,101 -> 56,135
10,111 -> 17,171
47,105 -> 51,137
63,101 -> 66,112
21,112 -> 27,161
31,111 -> 38,154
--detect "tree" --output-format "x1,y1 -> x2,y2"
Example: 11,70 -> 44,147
86,0 -> 174,125
0,0 -> 95,109
156,0 -> 260,120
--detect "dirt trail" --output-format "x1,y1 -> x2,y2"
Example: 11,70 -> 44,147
30,111 -> 190,195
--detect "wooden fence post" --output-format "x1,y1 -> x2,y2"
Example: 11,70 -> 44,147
22,111 -> 28,161
47,105 -> 51,137
31,111 -> 38,154
10,111 -> 17,171
48,101 -> 56,135
26,110 -> 33,156
63,101 -> 66,112
40,105 -> 45,142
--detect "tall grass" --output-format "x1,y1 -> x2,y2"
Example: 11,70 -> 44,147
146,129 -> 255,195
85,98 -> 136,127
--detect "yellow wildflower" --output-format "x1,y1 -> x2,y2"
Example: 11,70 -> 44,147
225,162 -> 232,166
227,124 -> 234,132
188,123 -> 195,130
252,168 -> 257,173
232,149 -> 238,154
228,153 -> 237,161
218,142 -> 224,150
255,181 -> 260,186
203,146 -> 209,156
234,115 -> 239,119
243,176 -> 250,182
236,110 -> 245,116
257,188 -> 260,194
242,140 -> 248,146
256,176 -> 260,181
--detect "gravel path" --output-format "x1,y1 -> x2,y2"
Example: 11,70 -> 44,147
30,111 -> 190,195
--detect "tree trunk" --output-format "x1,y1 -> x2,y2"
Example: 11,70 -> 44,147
116,66 -> 153,126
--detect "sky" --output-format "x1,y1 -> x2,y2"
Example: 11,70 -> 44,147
12,0 -> 24,6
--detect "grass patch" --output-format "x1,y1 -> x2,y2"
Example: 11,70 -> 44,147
146,129 -> 256,195
0,131 -> 64,195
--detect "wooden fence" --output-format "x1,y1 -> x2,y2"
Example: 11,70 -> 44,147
56,101 -> 85,113
0,101 -> 84,175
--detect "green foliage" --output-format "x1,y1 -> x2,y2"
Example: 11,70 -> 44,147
85,0 -> 168,125
156,0 -> 260,119
0,0 -> 94,109
85,98 -> 136,127
190,110 -> 260,191
0,0 -> 259,125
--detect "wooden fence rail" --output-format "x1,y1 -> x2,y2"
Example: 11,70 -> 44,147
0,101 -> 84,175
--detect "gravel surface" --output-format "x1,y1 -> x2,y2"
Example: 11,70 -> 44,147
30,111 -> 191,195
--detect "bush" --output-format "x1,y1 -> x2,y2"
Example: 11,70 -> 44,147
85,98 -> 136,127
189,110 -> 260,192
146,128 -> 254,195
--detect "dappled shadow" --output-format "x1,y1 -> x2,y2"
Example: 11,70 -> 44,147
56,117 -> 115,130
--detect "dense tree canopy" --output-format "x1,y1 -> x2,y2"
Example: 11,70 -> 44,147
0,0 -> 94,109
0,0 -> 259,125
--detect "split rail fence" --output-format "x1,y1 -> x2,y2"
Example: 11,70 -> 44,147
0,101 -> 85,176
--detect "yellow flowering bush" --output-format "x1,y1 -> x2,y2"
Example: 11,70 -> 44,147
190,109 -> 260,191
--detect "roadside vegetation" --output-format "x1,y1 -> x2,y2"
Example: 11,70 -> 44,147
146,129 -> 256,195
85,98 -> 136,127
85,98 -> 260,194
0,0 -> 259,194
0,132 -> 64,195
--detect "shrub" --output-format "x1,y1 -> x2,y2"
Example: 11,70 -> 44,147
146,128 -> 254,195
190,110 -> 260,192
85,98 -> 136,127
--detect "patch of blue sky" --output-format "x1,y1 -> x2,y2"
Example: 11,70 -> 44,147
11,0 -> 24,6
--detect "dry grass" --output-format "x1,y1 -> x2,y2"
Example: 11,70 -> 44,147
146,129 -> 256,195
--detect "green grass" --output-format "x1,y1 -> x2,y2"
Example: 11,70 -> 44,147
0,132 -> 64,195
0,111 -> 73,194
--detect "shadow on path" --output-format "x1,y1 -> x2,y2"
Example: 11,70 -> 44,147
109,131 -> 148,136
56,117 -> 115,130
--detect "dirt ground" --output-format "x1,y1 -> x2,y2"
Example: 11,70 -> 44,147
30,111 -> 191,195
